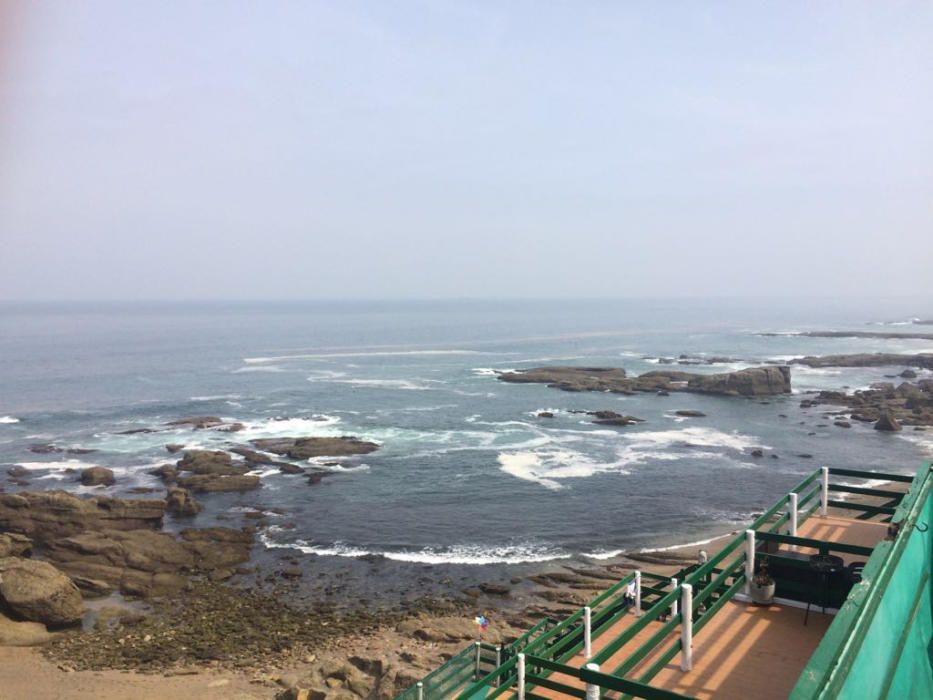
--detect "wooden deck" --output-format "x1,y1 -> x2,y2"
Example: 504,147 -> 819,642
505,514 -> 888,699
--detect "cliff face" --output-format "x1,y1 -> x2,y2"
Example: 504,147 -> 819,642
498,365 -> 791,397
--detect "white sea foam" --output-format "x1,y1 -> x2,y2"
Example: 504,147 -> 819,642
497,427 -> 762,489
259,534 -> 570,565
12,459 -> 92,472
245,349 -> 489,363
0,416 -> 20,424
308,377 -> 434,391
238,415 -> 343,440
232,365 -> 288,373
190,394 -> 243,401
472,367 -> 503,377
638,532 -> 734,553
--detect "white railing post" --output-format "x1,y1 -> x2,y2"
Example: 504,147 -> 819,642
417,681 -> 423,700
671,577 -> 679,617
493,644 -> 501,686
745,529 -> 756,596
584,662 -> 601,700
789,492 -> 799,551
820,466 -> 830,517
680,584 -> 694,671
474,641 -> 481,679
583,606 -> 592,658
517,653 -> 526,700
634,570 -> 642,617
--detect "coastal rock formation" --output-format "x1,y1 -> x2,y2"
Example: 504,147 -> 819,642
43,527 -> 253,598
874,411 -> 902,432
250,436 -> 380,460
0,491 -> 165,543
0,557 -> 84,625
176,474 -> 261,493
80,467 -> 115,486
801,379 -> 933,428
762,331 -> 933,341
675,410 -> 706,417
165,487 -> 201,516
499,366 -> 791,397
177,450 -> 248,476
791,353 -> 933,370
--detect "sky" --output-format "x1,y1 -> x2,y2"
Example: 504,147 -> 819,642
0,1 -> 931,301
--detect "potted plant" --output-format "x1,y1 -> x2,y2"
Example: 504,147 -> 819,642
750,557 -> 776,605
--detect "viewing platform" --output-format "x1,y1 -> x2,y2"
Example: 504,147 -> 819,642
396,462 -> 933,700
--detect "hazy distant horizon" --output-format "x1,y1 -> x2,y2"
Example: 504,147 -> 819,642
2,2 -> 932,302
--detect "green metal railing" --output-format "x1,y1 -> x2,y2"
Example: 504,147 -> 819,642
396,464 -> 918,700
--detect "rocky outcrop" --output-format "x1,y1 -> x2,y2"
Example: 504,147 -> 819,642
684,366 -> 791,396
80,467 -> 115,486
801,379 -> 933,428
250,437 -> 380,460
176,474 -> 261,493
176,450 -> 248,476
0,557 -> 84,625
499,366 -> 791,397
0,492 -> 165,543
43,527 -> 252,598
165,487 -> 201,516
763,331 -> 933,341
791,353 -> 933,370
874,411 -> 902,432
675,410 -> 706,417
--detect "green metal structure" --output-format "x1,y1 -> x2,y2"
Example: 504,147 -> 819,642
396,463 -> 933,699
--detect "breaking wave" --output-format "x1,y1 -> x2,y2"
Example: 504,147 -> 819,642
0,416 -> 19,424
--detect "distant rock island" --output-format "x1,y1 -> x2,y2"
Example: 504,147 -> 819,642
498,365 -> 791,397
761,330 -> 933,341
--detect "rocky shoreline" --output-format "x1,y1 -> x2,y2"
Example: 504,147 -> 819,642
499,365 -> 792,396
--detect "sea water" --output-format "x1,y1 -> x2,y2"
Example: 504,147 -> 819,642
1,298 -> 931,572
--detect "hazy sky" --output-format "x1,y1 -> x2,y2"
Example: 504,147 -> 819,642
1,1 -> 931,301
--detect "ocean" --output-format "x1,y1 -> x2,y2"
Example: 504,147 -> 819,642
1,298 -> 931,594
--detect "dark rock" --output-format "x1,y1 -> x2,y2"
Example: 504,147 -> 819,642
874,411 -> 902,432
176,450 -> 248,476
165,416 -> 224,429
479,582 -> 510,596
149,464 -> 178,483
278,463 -> 305,475
79,467 -> 115,487
176,474 -> 261,493
165,444 -> 185,454
28,444 -> 62,454
165,487 -> 201,517
537,412 -> 555,418
834,421 -> 852,429
901,369 -> 918,379
250,437 -> 380,460
750,449 -> 764,458
798,454 -> 813,459
7,466 -> 30,479
675,410 -> 706,417
280,567 -> 303,579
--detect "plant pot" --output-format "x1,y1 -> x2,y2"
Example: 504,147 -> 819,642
750,581 -> 776,605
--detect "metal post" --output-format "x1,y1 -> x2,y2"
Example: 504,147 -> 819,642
789,492 -> 799,551
745,529 -> 755,596
583,606 -> 592,658
517,653 -> 526,700
680,584 -> 693,671
671,577 -> 679,617
493,644 -> 501,687
634,570 -> 642,617
474,641 -> 481,679
416,681 -> 423,700
584,662 -> 601,700
820,466 -> 829,517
